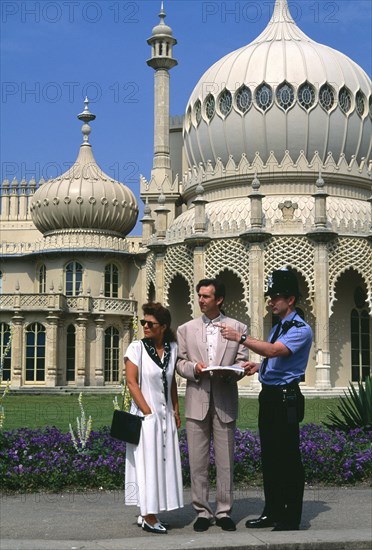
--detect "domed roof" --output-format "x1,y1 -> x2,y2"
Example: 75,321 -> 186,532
183,0 -> 371,168
30,100 -> 139,237
150,3 -> 173,37
167,195 -> 370,241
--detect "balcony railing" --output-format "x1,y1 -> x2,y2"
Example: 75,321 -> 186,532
0,294 -> 136,315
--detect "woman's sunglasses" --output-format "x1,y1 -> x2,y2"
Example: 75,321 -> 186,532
140,319 -> 160,328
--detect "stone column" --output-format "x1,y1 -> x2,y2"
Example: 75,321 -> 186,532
154,249 -> 166,304
248,241 -> 267,390
240,174 -> 271,389
307,173 -> 337,389
141,199 -> 155,244
45,313 -> 59,387
19,179 -> 28,219
9,178 -> 19,219
95,316 -> 105,386
313,242 -> 332,389
76,315 -> 88,386
1,179 -> 10,220
10,314 -> 24,388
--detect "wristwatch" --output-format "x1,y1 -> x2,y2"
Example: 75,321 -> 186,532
239,333 -> 247,344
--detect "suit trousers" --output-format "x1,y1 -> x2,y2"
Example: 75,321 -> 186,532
186,397 -> 236,519
258,384 -> 305,526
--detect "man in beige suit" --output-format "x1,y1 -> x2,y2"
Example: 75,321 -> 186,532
177,279 -> 248,532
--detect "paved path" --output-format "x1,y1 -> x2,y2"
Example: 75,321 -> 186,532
1,487 -> 371,549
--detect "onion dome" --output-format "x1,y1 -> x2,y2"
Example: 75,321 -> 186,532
30,99 -> 139,237
183,0 -> 371,167
151,2 -> 173,37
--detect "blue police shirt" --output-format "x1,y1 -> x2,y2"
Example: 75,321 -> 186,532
258,312 -> 313,385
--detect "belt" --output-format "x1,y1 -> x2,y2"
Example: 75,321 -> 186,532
261,381 -> 299,392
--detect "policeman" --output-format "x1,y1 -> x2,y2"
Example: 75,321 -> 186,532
218,269 -> 313,531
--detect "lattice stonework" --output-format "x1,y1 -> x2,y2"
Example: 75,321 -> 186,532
205,239 -> 250,309
264,237 -> 315,302
146,252 -> 156,294
164,245 -> 194,306
329,237 -> 372,313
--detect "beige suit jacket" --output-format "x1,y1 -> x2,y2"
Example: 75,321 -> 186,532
176,316 -> 248,423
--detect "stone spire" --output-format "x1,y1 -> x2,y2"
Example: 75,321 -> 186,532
146,3 -> 178,197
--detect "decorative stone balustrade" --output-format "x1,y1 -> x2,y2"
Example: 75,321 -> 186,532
0,294 -> 135,316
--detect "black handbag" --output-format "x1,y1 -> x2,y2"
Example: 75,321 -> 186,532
110,342 -> 144,444
110,409 -> 143,444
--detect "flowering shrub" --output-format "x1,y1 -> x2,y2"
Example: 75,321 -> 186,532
300,424 -> 372,483
1,424 -> 370,493
1,426 -> 125,492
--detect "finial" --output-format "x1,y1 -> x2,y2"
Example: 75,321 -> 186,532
316,171 -> 325,188
144,197 -> 152,216
77,97 -> 96,144
159,1 -> 165,19
252,172 -> 261,190
195,183 -> 205,196
158,190 -> 166,205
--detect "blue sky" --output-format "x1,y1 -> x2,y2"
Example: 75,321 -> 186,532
1,0 -> 371,233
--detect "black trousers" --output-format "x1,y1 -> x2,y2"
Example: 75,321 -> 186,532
258,384 -> 305,525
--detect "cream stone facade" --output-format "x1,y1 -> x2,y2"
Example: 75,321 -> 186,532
1,1 -> 371,393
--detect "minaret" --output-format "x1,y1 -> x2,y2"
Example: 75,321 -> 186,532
144,3 -> 178,213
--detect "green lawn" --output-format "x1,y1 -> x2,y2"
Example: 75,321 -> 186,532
1,393 -> 341,432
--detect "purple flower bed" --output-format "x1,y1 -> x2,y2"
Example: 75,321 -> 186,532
0,426 -> 126,492
1,425 -> 370,492
300,424 -> 372,483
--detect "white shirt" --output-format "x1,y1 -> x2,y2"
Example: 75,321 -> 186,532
203,314 -> 222,366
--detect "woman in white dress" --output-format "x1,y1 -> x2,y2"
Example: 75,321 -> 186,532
125,302 -> 184,534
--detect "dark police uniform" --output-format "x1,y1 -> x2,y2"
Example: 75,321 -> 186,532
258,311 -> 312,528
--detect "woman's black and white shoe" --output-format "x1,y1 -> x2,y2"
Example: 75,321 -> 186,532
137,515 -> 169,529
142,519 -> 167,534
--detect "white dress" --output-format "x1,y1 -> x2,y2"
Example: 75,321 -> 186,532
124,340 -> 184,516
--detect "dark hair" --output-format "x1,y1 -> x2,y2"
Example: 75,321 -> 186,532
142,302 -> 176,342
196,278 -> 225,305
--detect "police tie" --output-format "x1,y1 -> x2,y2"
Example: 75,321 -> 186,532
260,322 -> 282,376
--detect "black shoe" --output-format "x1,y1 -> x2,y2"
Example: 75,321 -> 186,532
245,515 -> 276,528
193,517 -> 211,532
137,515 -> 169,528
142,520 -> 168,534
216,517 -> 236,531
272,522 -> 299,531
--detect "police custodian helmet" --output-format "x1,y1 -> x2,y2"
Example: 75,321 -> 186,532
265,269 -> 301,298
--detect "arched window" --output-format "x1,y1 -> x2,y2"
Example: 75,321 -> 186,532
255,83 -> 273,112
66,325 -> 76,382
339,86 -> 352,114
26,323 -> 46,382
38,265 -> 46,293
355,90 -> 366,117
218,89 -> 232,117
104,264 -> 119,298
235,85 -> 252,114
105,327 -> 120,383
351,309 -> 370,382
0,323 -> 12,381
276,82 -> 295,111
204,93 -> 215,120
194,100 -> 202,125
319,83 -> 335,112
65,261 -> 83,296
298,81 -> 316,111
